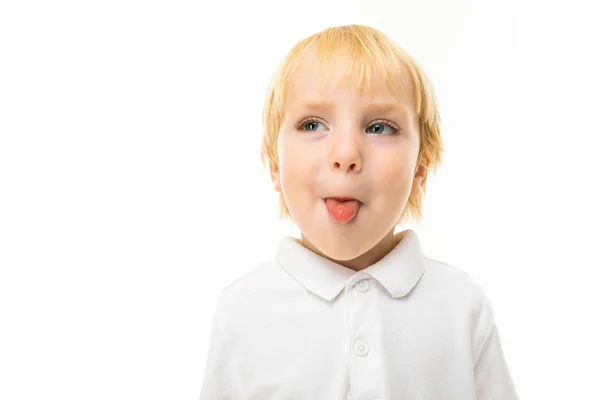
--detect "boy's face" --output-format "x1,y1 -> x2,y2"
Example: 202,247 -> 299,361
270,51 -> 426,268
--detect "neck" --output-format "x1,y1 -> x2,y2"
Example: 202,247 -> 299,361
300,229 -> 406,272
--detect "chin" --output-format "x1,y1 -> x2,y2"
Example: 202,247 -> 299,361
323,246 -> 363,262
307,229 -> 368,261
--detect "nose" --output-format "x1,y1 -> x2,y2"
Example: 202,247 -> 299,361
329,132 -> 362,173
331,159 -> 360,172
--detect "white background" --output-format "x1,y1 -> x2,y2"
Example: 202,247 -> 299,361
1,0 -> 599,398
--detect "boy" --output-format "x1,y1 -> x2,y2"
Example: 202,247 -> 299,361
199,24 -> 519,399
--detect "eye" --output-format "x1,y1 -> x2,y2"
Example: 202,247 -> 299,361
295,117 -> 328,132
367,119 -> 401,135
294,117 -> 401,135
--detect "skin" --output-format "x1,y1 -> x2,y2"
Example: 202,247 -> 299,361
269,51 -> 428,272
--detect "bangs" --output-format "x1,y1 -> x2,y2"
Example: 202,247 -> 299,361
276,26 -> 418,112
312,40 -> 409,101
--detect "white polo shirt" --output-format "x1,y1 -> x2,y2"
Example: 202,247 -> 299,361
199,229 -> 519,399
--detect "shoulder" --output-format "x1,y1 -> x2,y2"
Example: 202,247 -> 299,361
422,256 -> 494,310
422,256 -> 497,358
210,258 -> 302,344
213,258 -> 294,314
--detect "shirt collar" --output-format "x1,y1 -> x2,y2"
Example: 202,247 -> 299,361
275,229 -> 427,302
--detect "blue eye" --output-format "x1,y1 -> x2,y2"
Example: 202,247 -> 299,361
295,117 -> 401,135
367,123 -> 396,135
301,120 -> 327,132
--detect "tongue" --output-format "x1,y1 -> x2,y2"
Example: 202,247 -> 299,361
325,198 -> 360,223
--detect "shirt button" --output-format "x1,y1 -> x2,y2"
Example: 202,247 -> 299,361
355,279 -> 369,292
354,338 -> 369,357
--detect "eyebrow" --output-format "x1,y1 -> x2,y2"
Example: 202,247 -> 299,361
297,101 -> 409,117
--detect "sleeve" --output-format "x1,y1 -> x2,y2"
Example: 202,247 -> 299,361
198,301 -> 240,400
474,322 -> 519,399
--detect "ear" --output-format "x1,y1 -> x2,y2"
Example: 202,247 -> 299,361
410,162 -> 428,198
269,160 -> 282,193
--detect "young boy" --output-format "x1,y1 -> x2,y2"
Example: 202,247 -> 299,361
199,24 -> 519,399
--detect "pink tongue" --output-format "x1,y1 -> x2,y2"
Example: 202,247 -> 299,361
325,198 -> 360,223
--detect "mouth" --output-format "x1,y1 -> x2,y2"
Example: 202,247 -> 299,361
327,196 -> 358,202
323,197 -> 362,224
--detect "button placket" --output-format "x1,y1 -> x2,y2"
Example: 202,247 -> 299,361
347,274 -> 380,398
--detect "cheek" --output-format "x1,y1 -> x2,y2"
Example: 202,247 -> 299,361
281,137 -> 318,174
279,146 -> 315,194
371,159 -> 414,196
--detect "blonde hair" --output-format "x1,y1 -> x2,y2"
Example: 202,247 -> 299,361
259,24 -> 444,227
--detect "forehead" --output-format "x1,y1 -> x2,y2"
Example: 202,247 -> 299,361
285,49 -> 416,116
